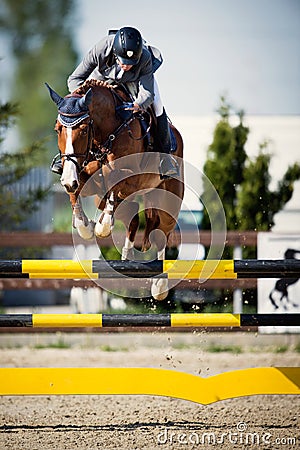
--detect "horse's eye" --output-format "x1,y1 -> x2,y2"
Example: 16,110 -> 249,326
55,124 -> 62,134
80,127 -> 88,136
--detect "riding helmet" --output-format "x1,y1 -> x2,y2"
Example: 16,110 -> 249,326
113,27 -> 143,65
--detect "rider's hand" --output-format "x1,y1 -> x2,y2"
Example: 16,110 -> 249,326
122,102 -> 141,112
116,102 -> 141,120
131,103 -> 141,113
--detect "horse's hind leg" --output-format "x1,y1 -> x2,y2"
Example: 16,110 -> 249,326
143,204 -> 169,301
114,200 -> 140,260
285,288 -> 300,308
281,293 -> 289,311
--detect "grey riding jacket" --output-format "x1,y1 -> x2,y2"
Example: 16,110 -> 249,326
67,35 -> 163,110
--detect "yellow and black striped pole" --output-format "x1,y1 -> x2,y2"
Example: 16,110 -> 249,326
0,259 -> 299,279
0,313 -> 299,328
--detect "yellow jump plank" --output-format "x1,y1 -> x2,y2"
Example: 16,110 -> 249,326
0,367 -> 299,405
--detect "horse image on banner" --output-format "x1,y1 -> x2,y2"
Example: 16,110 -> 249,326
269,248 -> 300,310
46,80 -> 184,300
258,232 -> 300,333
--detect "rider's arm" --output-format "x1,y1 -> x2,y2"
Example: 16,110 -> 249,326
67,37 -> 112,93
134,52 -> 155,110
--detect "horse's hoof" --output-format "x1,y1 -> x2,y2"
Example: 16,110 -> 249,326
151,278 -> 169,301
74,220 -> 95,240
94,222 -> 112,238
121,247 -> 134,261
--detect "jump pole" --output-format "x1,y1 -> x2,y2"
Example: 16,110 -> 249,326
1,261 -> 299,405
0,367 -> 299,404
0,259 -> 300,279
0,313 -> 299,328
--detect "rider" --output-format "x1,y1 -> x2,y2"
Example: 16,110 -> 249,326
66,26 -> 178,178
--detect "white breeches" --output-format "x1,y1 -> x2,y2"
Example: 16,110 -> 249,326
152,77 -> 164,117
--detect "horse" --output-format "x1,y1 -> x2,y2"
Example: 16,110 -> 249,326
46,80 -> 184,300
269,248 -> 300,310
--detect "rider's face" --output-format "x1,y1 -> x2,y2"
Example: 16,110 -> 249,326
116,59 -> 133,71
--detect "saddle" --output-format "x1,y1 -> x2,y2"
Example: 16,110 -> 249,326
113,85 -> 177,153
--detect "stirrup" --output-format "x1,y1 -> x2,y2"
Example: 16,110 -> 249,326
50,154 -> 63,175
159,154 -> 179,179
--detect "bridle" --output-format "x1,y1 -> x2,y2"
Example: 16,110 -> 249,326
52,89 -> 152,175
59,116 -> 95,170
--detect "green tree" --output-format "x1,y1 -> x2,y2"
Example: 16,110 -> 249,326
237,148 -> 300,230
202,97 -> 248,230
0,101 -> 49,230
202,97 -> 300,233
202,98 -> 300,310
0,0 -> 78,148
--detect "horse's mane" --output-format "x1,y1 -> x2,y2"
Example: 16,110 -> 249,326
74,80 -> 113,96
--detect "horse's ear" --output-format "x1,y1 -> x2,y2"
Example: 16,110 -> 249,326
80,88 -> 93,109
45,82 -> 64,106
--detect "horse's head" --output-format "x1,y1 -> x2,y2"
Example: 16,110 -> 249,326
46,83 -> 93,193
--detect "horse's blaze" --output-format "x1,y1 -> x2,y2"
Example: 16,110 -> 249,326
60,127 -> 79,193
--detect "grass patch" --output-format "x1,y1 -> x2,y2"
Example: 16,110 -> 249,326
53,207 -> 72,232
294,343 -> 300,353
33,339 -> 71,349
205,343 -> 243,354
99,345 -> 129,352
273,345 -> 289,354
172,342 -> 195,350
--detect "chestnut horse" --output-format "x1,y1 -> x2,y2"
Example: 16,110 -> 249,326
47,80 -> 184,300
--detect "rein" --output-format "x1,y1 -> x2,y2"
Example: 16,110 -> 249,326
57,87 -> 151,173
91,114 -> 137,161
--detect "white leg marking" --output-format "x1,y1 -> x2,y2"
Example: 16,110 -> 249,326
73,197 -> 95,240
122,237 -> 134,260
95,192 -> 115,238
151,248 -> 169,301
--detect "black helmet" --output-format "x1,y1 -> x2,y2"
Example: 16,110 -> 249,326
113,27 -> 142,65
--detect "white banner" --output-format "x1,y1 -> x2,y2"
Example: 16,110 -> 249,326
257,232 -> 300,333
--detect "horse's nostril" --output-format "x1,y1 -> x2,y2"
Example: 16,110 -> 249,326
72,180 -> 79,191
64,184 -> 72,193
63,181 -> 78,193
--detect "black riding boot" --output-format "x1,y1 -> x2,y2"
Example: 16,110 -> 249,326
156,109 -> 179,178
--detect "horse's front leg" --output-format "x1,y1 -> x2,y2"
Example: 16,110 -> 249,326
94,191 -> 115,238
70,193 -> 95,240
151,247 -> 169,301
